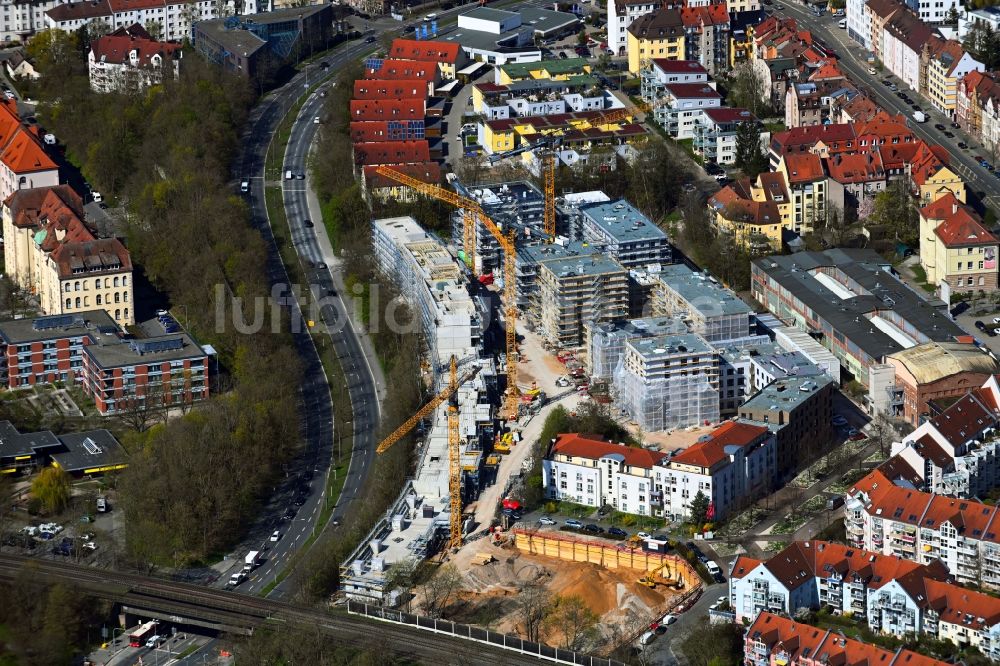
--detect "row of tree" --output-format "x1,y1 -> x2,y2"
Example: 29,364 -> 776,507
27,31 -> 306,565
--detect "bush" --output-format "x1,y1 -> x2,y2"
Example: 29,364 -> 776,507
32,467 -> 70,514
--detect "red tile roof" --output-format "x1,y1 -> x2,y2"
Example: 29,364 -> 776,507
352,140 -> 430,166
710,180 -> 783,227
702,107 -> 756,124
808,58 -> 843,81
369,59 -> 439,81
349,98 -> 426,122
4,185 -> 84,230
90,33 -> 181,66
933,205 -> 997,248
627,8 -> 684,39
782,153 -> 825,183
650,59 -> 708,75
756,540 -> 949,592
840,94 -> 881,122
353,79 -> 428,100
551,433 -> 668,469
362,162 -> 440,189
730,555 -> 763,580
0,99 -> 57,175
664,83 -> 722,100
746,612 -> 949,666
47,0 -> 112,21
388,38 -> 462,64
770,123 -> 856,155
670,421 -> 770,469
680,4 -> 728,29
926,387 -> 1000,446
921,578 -> 1000,630
50,238 -> 131,279
349,120 -> 427,143
825,152 -> 885,185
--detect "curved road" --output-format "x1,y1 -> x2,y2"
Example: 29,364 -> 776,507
228,41 -> 383,598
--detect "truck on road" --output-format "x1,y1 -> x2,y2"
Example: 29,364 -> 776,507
912,111 -> 927,123
243,550 -> 261,572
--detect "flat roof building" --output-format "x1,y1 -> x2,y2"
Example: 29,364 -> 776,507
537,254 -> 629,349
438,6 -> 580,65
0,422 -> 126,476
751,249 -> 967,386
578,198 -> 673,268
584,315 -> 687,379
654,264 -> 753,342
614,332 -> 721,431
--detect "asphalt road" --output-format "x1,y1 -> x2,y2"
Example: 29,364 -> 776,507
772,1 -> 1000,213
224,42 -> 382,598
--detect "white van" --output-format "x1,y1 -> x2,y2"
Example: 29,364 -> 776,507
285,170 -> 293,180
706,561 -> 721,576
240,180 -> 249,193
837,18 -> 846,28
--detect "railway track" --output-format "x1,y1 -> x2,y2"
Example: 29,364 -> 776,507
0,555 -> 544,664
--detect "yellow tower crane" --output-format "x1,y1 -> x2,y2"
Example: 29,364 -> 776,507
376,355 -> 478,549
372,165 -> 521,420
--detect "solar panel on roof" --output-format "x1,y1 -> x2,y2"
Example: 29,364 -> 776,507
33,314 -> 82,331
129,338 -> 184,355
81,437 -> 102,455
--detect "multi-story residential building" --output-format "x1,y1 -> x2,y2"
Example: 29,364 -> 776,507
387,39 -> 467,81
730,540 -> 950,624
925,40 -> 984,119
846,0 -> 872,48
584,315 -> 687,379
353,141 -> 431,169
903,0 -> 961,25
0,0 -> 62,44
81,331 -> 209,415
738,374 -> 833,476
472,77 -> 619,121
608,0 -> 660,57
709,172 -> 790,251
846,467 -> 1000,590
910,142 -> 965,205
371,216 -> 482,368
639,58 -> 709,101
919,193 -> 998,292
627,7 -> 685,74
751,249 -> 967,387
866,0 -> 904,62
745,612 -> 951,666
542,432 -> 667,515
729,9 -> 767,68
88,24 -> 181,93
654,420 -> 774,521
361,163 -> 441,203
715,342 -> 822,415
956,70 -> 998,139
3,185 -> 134,327
775,153 -> 845,236
0,311 -> 209,415
881,8 -> 932,91
884,342 -> 998,426
46,0 -> 218,42
680,3 -> 729,75
651,81 -> 722,139
653,263 -> 752,343
477,109 -> 644,157
614,332 -> 721,431
0,99 -> 58,204
577,198 -> 672,268
693,107 -> 767,165
537,254 -> 629,349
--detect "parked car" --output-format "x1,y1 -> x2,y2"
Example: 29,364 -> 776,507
639,630 -> 658,645
270,530 -> 281,542
637,531 -> 652,539
608,527 -> 628,537
959,142 -> 969,149
584,524 -> 605,533
934,123 -> 946,131
538,516 -> 557,525
564,519 -> 583,529
943,130 -> 955,138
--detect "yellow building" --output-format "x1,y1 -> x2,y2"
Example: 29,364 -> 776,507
497,57 -> 592,85
911,142 -> 966,206
3,185 -> 134,326
919,193 -> 999,291
481,110 -> 642,157
775,153 -> 844,236
708,172 -> 792,251
627,8 -> 685,74
926,39 -> 984,119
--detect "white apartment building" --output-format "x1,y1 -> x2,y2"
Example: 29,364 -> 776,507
88,29 -> 182,93
732,540 -> 1000,659
846,468 -> 1000,591
371,216 -> 482,370
0,0 -> 60,43
607,0 -> 659,57
542,433 -> 667,515
889,375 -> 1000,498
846,0 -> 871,49
653,420 -> 775,521
46,0 -> 219,42
729,541 -> 948,626
652,82 -> 722,140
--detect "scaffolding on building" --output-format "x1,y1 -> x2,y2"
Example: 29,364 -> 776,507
588,318 -> 686,380
613,357 -> 720,432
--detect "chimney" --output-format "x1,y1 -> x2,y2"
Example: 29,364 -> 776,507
953,201 -> 958,215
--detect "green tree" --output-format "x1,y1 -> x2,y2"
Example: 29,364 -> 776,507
32,466 -> 70,514
577,29 -> 588,46
728,61 -> 770,117
735,121 -> 768,177
869,179 -> 918,244
543,594 -> 599,650
689,490 -> 710,527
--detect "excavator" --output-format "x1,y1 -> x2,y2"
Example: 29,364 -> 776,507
637,560 -> 685,590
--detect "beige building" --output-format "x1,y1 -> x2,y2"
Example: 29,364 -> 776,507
3,185 -> 134,326
537,254 -> 628,349
919,193 -> 999,292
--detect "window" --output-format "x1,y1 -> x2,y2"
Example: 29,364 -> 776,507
65,298 -> 71,309
74,297 -> 80,308
96,295 -> 102,305
64,283 -> 71,292
74,281 -> 80,291
114,292 -> 120,303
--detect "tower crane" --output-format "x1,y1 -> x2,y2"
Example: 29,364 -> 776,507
373,165 -> 521,420
376,355 -> 478,548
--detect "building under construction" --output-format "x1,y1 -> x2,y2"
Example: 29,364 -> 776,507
584,316 -> 687,380
613,333 -> 721,431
